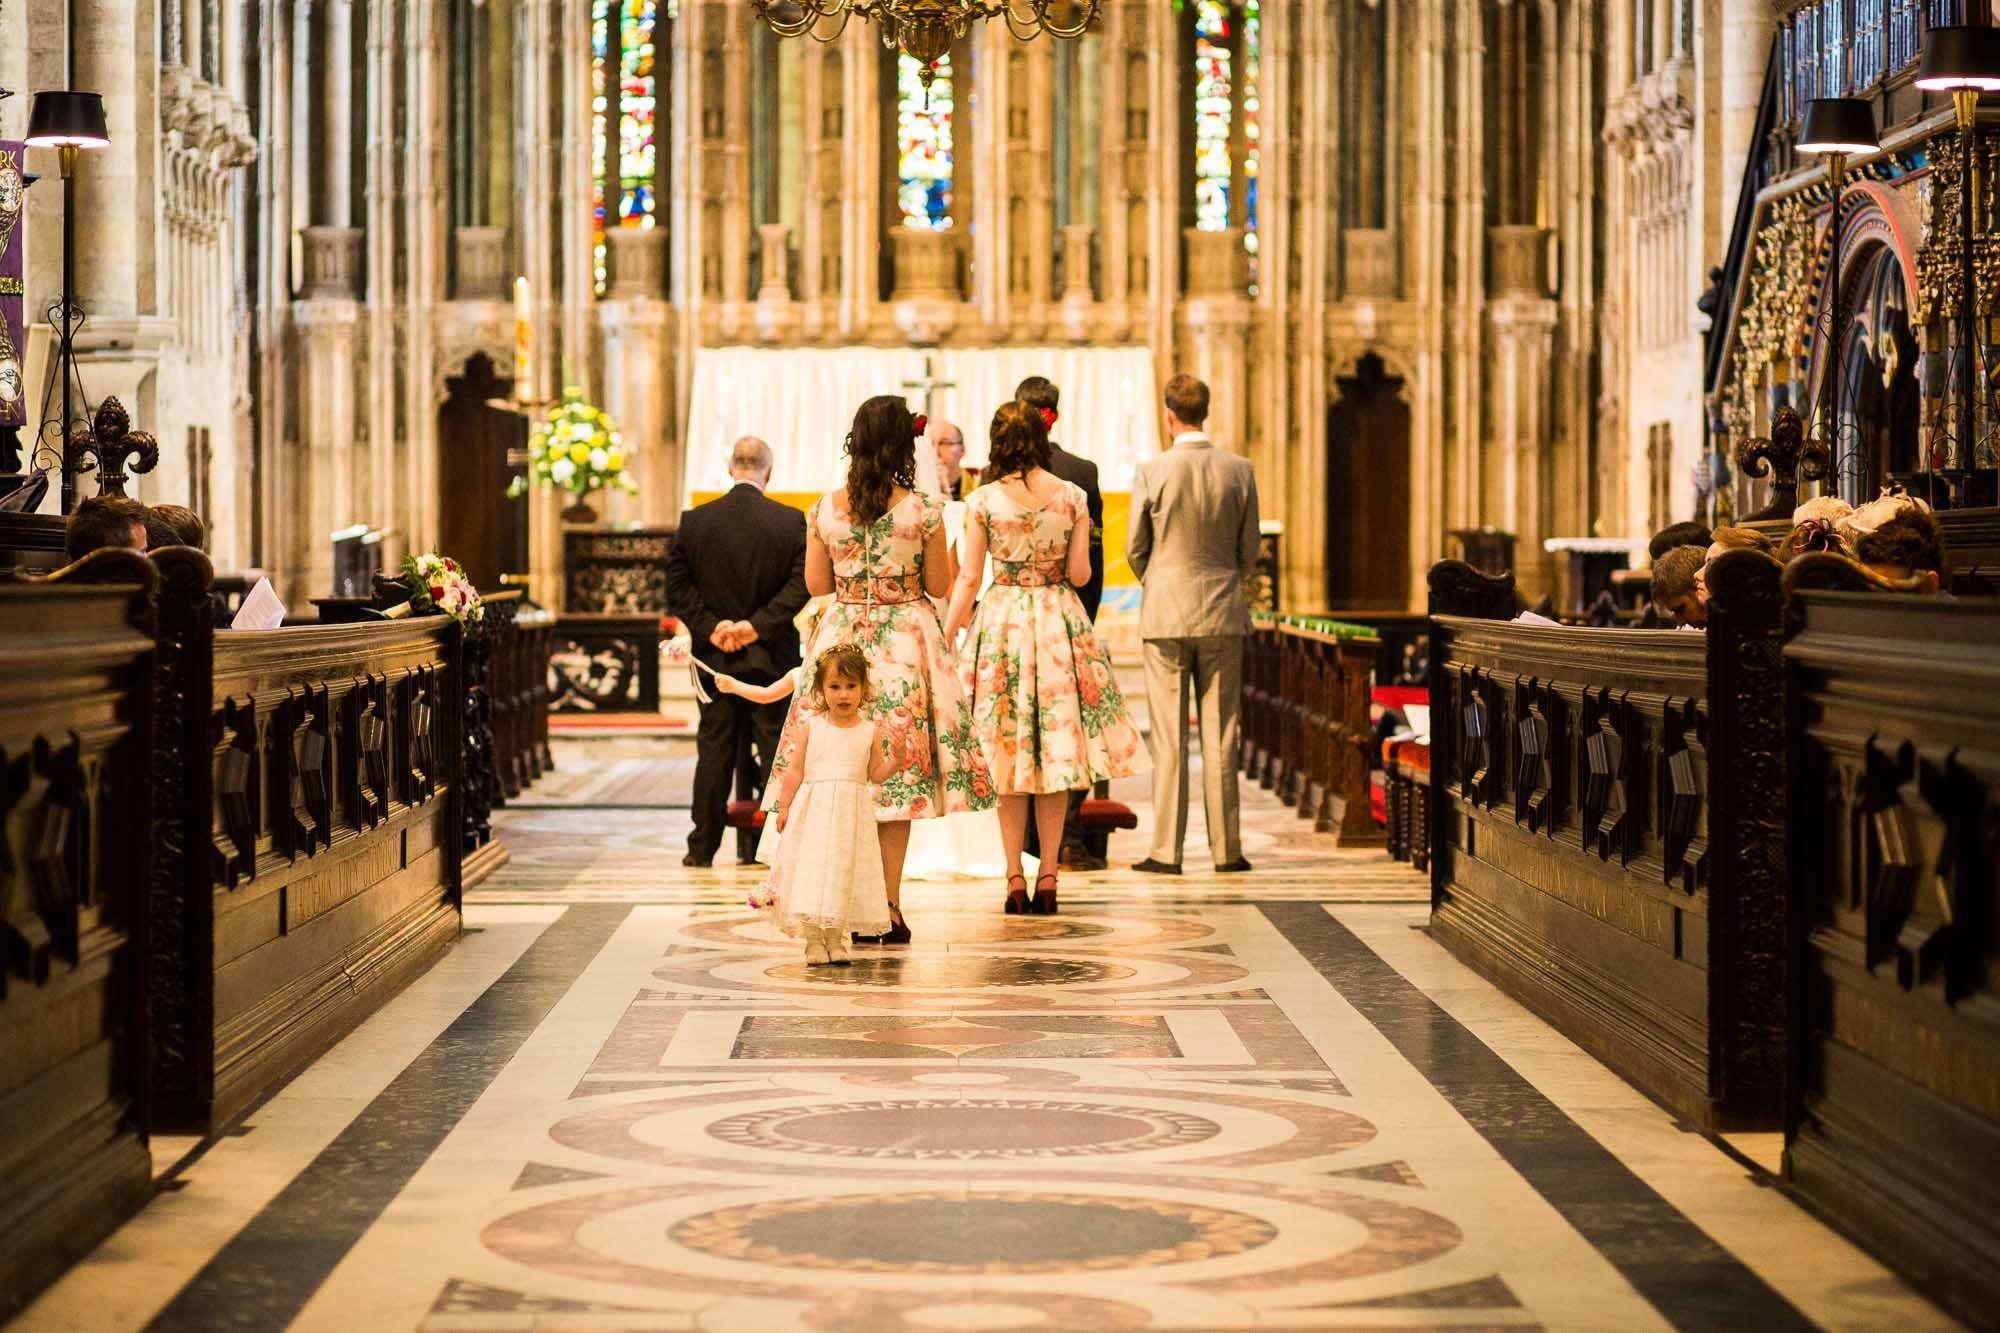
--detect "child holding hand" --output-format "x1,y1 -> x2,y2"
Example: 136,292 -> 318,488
726,644 -> 905,965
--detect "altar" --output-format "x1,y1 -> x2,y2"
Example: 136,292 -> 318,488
681,345 -> 1161,500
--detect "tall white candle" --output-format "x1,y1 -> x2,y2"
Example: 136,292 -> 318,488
513,276 -> 532,403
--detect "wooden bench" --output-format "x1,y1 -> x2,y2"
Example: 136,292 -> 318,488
1780,573 -> 2000,1324
1243,615 -> 1384,847
1426,554 -> 1789,1132
0,550 -> 158,1317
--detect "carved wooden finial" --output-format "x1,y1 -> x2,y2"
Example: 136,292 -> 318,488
65,396 -> 159,499
1735,405 -> 1831,522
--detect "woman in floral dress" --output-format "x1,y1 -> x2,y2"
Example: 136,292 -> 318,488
767,394 -> 995,943
942,401 -> 1145,915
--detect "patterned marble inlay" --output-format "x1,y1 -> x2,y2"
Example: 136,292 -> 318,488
705,1099 -> 1223,1160
730,1013 -> 1180,1060
668,1189 -> 1279,1274
763,954 -> 1137,989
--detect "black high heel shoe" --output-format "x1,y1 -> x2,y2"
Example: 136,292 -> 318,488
880,904 -> 912,945
1004,873 -> 1030,915
1031,872 -> 1058,916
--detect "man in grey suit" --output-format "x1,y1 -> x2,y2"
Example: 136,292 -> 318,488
1125,373 -> 1259,874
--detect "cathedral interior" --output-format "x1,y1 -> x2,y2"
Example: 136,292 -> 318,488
1,3 -> 1998,1331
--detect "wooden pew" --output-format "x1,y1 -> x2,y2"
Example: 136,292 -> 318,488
1243,615 -> 1384,847
1426,554 -> 1789,1132
1780,576 -> 2000,1324
144,548 -> 464,1132
0,551 -> 158,1317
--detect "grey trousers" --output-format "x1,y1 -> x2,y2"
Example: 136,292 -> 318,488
1141,634 -> 1244,867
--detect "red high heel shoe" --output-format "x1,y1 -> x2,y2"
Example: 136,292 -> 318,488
1031,872 -> 1058,916
1004,873 -> 1030,915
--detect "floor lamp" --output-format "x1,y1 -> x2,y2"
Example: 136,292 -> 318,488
1916,25 -> 2000,507
1797,97 -> 1879,501
23,89 -> 108,515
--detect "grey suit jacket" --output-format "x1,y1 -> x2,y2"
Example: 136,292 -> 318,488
1126,434 -> 1261,640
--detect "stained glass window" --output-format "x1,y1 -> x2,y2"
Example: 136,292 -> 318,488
1191,2 -> 1234,233
897,54 -> 955,230
592,0 -> 669,293
1190,2 -> 1261,283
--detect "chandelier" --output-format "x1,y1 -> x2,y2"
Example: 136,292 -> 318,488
751,1 -> 1100,93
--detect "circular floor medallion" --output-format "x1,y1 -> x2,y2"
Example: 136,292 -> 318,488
765,955 -> 1134,989
670,1189 -> 1275,1274
707,1099 -> 1221,1160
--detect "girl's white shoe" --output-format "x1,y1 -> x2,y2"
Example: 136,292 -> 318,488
827,929 -> 852,966
803,925 -> 832,966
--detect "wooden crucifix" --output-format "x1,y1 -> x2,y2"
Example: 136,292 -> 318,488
901,354 -> 955,419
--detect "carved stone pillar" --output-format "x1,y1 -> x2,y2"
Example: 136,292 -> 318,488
1488,296 -> 1560,596
1058,222 -> 1095,342
1487,225 -> 1553,299
453,226 -> 509,300
303,226 -> 365,299
891,229 -> 963,343
293,300 -> 364,596
1183,228 -> 1252,453
1341,229 -> 1398,299
754,223 -> 799,342
607,227 -> 669,299
598,298 -> 675,527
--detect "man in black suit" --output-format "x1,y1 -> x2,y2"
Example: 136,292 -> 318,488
1015,375 -> 1108,868
665,437 -> 809,867
1016,376 -> 1103,619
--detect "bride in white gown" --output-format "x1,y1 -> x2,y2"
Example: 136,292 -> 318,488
899,425 -> 1024,884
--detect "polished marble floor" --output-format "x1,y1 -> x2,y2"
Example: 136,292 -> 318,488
15,747 -> 1958,1332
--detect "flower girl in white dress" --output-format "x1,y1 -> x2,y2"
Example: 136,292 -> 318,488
720,643 -> 902,965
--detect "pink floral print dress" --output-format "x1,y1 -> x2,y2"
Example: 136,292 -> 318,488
767,490 -> 995,821
960,481 -> 1146,795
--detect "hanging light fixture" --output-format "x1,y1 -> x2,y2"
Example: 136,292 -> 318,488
751,1 -> 1099,94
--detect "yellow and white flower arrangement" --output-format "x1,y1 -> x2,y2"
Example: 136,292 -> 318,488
509,386 -> 638,502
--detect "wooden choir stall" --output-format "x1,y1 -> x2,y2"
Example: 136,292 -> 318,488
1240,614 -> 1384,848
0,536 -> 554,1318
1422,552 -> 2000,1324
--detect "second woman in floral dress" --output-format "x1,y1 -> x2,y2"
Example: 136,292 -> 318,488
943,401 -> 1146,915
767,394 -> 996,943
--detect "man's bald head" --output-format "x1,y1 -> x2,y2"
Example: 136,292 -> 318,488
729,436 -> 773,486
931,419 -> 965,484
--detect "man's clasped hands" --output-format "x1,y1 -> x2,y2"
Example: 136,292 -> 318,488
708,620 -> 761,653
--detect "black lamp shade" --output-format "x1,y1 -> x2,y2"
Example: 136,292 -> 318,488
24,91 -> 109,149
1798,97 -> 1880,154
1917,25 -> 2000,92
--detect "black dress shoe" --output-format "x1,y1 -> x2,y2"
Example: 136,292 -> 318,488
682,852 -> 713,868
1214,858 -> 1255,873
1131,858 -> 1182,875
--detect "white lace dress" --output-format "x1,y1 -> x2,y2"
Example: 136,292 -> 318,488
764,715 -> 891,939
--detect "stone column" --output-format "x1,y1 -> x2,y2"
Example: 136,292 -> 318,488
1182,228 -> 1251,453
890,229 -> 962,344
798,43 -> 842,340
453,225 -> 509,300
404,0 -> 448,555
1096,0 -> 1132,338
1057,222 -> 1094,341
754,222 -> 799,341
294,298 -> 363,593
598,298 -> 673,527
559,0 -> 593,392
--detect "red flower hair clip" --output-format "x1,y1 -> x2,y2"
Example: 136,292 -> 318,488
912,413 -> 928,439
1038,407 -> 1057,430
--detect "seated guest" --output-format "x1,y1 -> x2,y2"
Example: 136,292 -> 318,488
1705,525 -> 1774,562
1778,495 -> 1852,562
1843,491 -> 1948,594
1648,520 -> 1712,563
1650,545 -> 1708,628
65,495 -> 149,562
144,502 -> 206,551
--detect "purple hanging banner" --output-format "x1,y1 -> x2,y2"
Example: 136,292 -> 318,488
0,142 -> 25,429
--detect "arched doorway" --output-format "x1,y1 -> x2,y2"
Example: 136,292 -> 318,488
1836,242 -> 1920,500
436,353 -> 530,594
1325,352 -> 1412,608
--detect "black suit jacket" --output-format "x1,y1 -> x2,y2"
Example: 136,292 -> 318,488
1047,443 -> 1104,622
665,483 -> 810,684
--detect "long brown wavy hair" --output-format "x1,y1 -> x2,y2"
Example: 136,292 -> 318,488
844,395 -> 918,524
986,400 -> 1052,481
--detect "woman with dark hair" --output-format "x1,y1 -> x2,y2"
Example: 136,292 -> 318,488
765,394 -> 994,944
942,401 -> 1144,915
